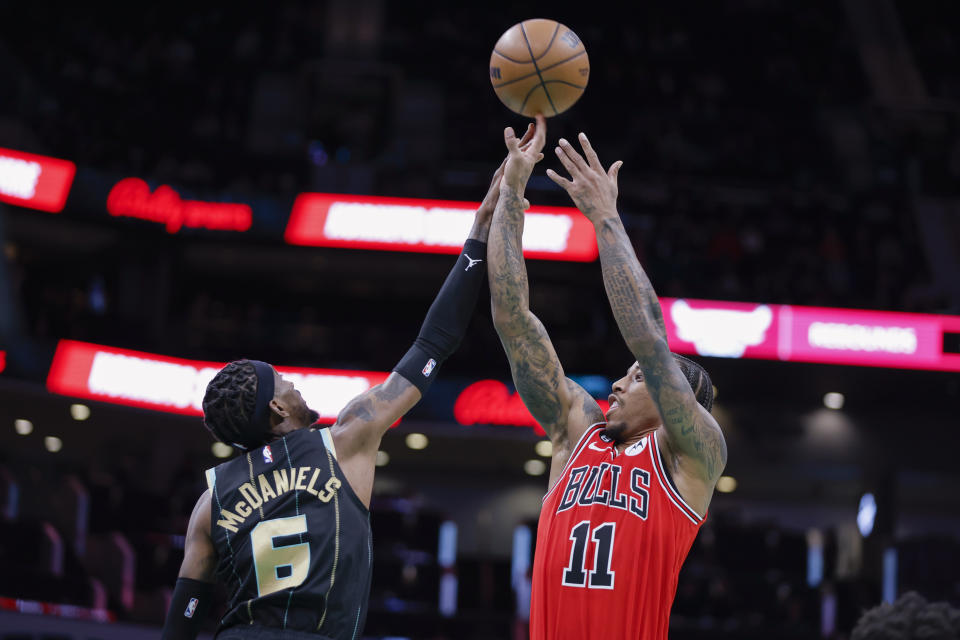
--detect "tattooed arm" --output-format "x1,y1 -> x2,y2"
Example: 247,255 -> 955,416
548,133 -> 727,508
489,116 -> 604,483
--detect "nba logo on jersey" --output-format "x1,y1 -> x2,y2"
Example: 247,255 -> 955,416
422,358 -> 437,377
184,597 -> 199,618
263,445 -> 273,464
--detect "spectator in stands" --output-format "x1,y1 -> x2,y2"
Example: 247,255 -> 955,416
850,591 -> 960,640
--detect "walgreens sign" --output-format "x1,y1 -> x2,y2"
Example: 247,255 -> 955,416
46,340 -> 389,423
0,148 -> 76,213
285,193 -> 598,261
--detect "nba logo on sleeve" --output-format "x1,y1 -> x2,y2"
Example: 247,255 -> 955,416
263,445 -> 273,464
184,597 -> 199,618
422,359 -> 437,377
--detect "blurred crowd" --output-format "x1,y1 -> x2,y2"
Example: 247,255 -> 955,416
1,2 -> 957,354
4,455 -> 957,639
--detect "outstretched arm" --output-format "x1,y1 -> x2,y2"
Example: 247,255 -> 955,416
548,133 -> 727,489
331,152 -> 518,478
489,116 -> 604,476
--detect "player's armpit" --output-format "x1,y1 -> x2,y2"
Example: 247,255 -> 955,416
642,340 -> 727,484
178,490 -> 217,582
331,372 -> 421,459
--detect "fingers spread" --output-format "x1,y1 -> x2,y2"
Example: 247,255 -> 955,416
531,113 -> 547,152
578,132 -> 603,172
558,138 -> 589,174
555,140 -> 583,177
545,168 -> 571,189
504,126 -> 519,152
608,160 -> 623,180
519,122 -> 536,147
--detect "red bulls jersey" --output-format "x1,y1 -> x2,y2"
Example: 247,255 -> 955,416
530,423 -> 705,640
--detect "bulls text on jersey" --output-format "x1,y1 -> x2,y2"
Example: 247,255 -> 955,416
556,463 -> 651,520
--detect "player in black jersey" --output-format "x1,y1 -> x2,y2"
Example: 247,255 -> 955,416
161,124 -> 540,640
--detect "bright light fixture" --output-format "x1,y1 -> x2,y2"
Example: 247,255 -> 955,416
823,392 -> 845,410
535,440 -> 553,457
70,404 -> 91,421
14,419 -> 33,435
716,475 -> 737,493
406,433 -> 428,450
211,442 -> 233,458
524,459 -> 547,476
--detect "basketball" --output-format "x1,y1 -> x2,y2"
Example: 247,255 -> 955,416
489,18 -> 589,117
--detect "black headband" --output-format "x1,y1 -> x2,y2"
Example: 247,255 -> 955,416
237,360 -> 275,449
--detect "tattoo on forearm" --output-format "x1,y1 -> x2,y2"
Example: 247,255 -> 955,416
594,218 -> 726,480
489,190 -> 531,333
595,219 -> 667,347
489,189 -> 569,440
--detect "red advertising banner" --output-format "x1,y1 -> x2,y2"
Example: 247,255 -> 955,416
0,147 -> 76,213
660,297 -> 960,372
454,379 -> 609,435
46,340 -> 390,423
0,350 -> 5,374
285,192 -> 599,261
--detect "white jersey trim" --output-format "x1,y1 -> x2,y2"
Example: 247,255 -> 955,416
204,467 -> 217,491
650,431 -> 704,524
543,422 -> 607,503
319,427 -> 337,460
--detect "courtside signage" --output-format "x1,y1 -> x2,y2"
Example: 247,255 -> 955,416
46,340 -> 389,423
661,298 -> 960,372
284,193 -> 599,261
0,148 -> 76,213
106,177 -> 253,233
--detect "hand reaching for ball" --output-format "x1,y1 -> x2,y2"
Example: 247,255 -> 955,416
547,132 -> 623,225
501,114 -> 547,196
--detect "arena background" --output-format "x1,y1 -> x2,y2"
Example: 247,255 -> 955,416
1,1 -> 958,638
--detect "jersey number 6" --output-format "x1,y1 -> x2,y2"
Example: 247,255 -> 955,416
562,521 -> 616,589
251,515 -> 311,596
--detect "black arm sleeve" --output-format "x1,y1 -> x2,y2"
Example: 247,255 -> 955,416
161,577 -> 215,640
393,239 -> 487,394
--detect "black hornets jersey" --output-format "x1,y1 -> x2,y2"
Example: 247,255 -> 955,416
206,427 -> 372,639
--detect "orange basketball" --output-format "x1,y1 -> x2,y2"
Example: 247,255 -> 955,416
489,18 -> 589,117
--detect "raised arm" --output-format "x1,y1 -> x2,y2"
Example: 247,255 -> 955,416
489,116 -> 604,474
548,133 -> 727,496
330,152 -> 513,504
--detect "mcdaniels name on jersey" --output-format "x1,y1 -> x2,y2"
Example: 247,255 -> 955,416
215,465 -> 342,533
555,461 -> 652,520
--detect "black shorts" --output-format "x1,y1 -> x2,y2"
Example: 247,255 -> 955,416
215,625 -> 333,640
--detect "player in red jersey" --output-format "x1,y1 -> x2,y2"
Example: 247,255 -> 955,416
488,114 -> 727,639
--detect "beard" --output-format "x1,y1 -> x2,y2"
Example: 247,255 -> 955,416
306,407 -> 320,425
600,421 -> 627,443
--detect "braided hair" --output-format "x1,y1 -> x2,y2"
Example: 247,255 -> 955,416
672,354 -> 714,412
202,360 -> 264,450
